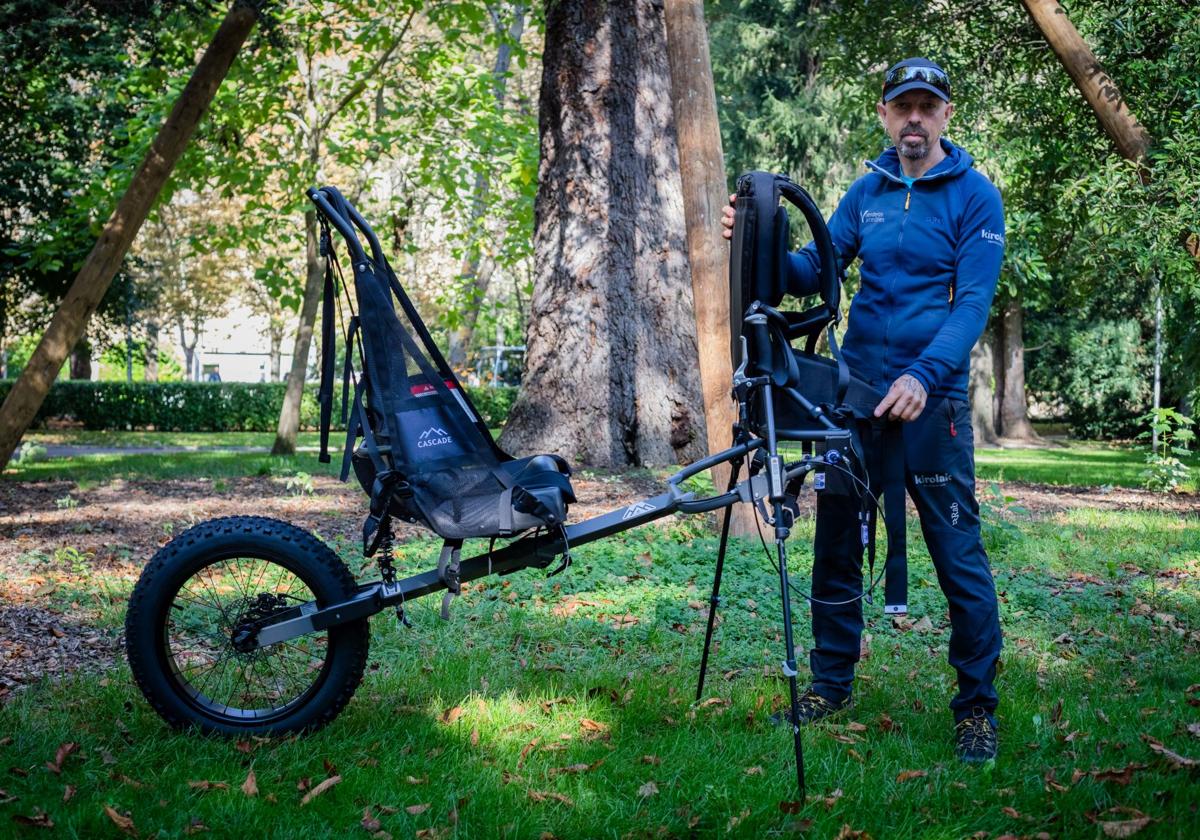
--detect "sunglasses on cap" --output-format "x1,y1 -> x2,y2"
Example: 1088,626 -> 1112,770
882,64 -> 952,101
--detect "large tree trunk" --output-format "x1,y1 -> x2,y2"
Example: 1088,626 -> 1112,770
447,4 -> 527,367
995,298 -> 1039,441
663,0 -> 754,532
272,209 -> 323,455
968,330 -> 999,446
0,2 -> 258,470
70,337 -> 92,380
500,0 -> 705,467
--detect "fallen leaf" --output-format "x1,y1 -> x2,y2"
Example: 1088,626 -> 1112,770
12,810 -> 54,829
823,788 -> 844,809
405,803 -> 430,815
744,766 -> 764,776
45,742 -> 79,774
1142,734 -> 1198,768
187,780 -> 229,792
846,722 -> 868,733
241,769 -> 258,797
63,784 -> 77,802
405,775 -> 428,785
300,774 -> 341,805
1187,722 -> 1200,739
1099,818 -> 1152,838
699,697 -> 730,709
640,755 -> 661,765
912,616 -> 934,633
829,732 -> 860,744
517,738 -> 539,768
833,824 -> 871,840
1050,698 -> 1063,726
778,800 -> 803,814
579,718 -> 609,739
896,770 -> 927,782
1001,806 -> 1021,819
1090,763 -> 1147,785
103,805 -> 137,837
470,729 -> 480,747
527,790 -> 575,806
361,808 -> 382,832
638,781 -> 659,797
440,706 -> 465,725
726,808 -> 750,831
235,741 -> 254,754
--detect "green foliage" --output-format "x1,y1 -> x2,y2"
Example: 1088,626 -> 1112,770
1027,319 -> 1151,439
0,381 -> 516,433
1139,407 -> 1195,493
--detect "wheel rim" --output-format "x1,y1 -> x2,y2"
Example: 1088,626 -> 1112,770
161,556 -> 332,723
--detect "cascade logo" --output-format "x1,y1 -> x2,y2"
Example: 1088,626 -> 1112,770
981,228 -> 1005,246
860,209 -> 885,224
621,501 -> 656,521
417,426 -> 453,448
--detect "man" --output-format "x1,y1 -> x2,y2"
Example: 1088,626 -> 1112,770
721,58 -> 1005,762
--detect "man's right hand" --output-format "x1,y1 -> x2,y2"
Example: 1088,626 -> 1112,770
720,192 -> 736,240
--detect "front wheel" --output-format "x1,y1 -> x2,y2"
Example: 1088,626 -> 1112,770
125,516 -> 369,736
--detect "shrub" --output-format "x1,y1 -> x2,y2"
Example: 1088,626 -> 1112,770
0,381 -> 517,432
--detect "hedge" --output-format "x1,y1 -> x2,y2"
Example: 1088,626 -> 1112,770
0,381 -> 518,432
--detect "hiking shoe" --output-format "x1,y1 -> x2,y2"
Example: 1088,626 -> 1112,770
771,689 -> 851,727
955,708 -> 998,763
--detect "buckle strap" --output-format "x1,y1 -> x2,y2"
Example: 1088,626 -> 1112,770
438,541 -> 463,620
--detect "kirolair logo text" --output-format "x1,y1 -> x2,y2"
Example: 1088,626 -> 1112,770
418,427 -> 453,448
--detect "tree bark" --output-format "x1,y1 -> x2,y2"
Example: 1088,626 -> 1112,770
447,4 -> 527,367
663,0 -> 754,531
69,337 -> 92,380
0,2 -> 257,469
145,321 -> 159,381
968,331 -> 999,446
272,209 -> 323,455
500,0 -> 706,467
1019,0 -> 1150,163
996,298 -> 1039,441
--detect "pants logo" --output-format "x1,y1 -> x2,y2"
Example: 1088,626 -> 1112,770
951,501 -> 960,526
913,472 -> 952,487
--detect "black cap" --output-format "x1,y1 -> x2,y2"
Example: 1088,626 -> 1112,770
882,58 -> 951,103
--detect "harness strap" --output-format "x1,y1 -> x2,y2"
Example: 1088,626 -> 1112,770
438,541 -> 463,619
317,224 -> 337,464
880,422 -> 908,614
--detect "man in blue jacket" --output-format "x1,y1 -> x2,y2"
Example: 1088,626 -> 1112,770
722,58 -> 1004,762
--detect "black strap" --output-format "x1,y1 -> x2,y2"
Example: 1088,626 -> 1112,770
880,422 -> 908,613
317,224 -> 337,464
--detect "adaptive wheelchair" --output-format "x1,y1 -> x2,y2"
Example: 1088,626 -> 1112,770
125,173 -> 908,796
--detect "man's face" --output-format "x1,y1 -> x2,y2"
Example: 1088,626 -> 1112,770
876,90 -> 954,161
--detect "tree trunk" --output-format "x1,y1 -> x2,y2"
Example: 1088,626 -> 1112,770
663,0 -> 754,531
968,330 -> 999,446
500,0 -> 706,467
145,321 -> 159,381
269,326 -> 283,381
0,2 -> 258,470
70,337 -> 92,380
1019,0 -> 1150,163
996,298 -> 1039,441
178,317 -> 198,382
447,4 -> 528,367
272,209 -> 324,455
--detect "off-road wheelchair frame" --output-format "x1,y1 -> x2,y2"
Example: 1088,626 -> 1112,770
124,173 -> 909,798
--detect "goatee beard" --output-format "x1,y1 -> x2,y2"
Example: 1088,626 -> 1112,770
899,138 -> 929,160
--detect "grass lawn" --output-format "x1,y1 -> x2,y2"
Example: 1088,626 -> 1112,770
0,444 -> 1197,837
974,440 -> 1200,493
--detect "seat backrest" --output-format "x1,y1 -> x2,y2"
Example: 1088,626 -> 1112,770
309,187 -> 509,496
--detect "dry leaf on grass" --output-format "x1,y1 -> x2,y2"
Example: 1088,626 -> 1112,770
641,755 -> 661,765
579,718 -> 609,740
833,824 -> 872,840
744,766 -> 764,776
896,769 -> 926,782
103,805 -> 137,837
361,808 -> 382,832
528,790 -> 575,807
405,775 -> 428,785
778,800 -> 803,815
187,780 -> 229,792
1090,763 -> 1147,785
241,769 -> 258,797
638,781 -> 659,797
12,810 -> 54,829
846,722 -> 868,733
405,803 -> 430,815
517,738 -> 539,768
1001,806 -> 1021,819
300,774 -> 341,805
45,741 -> 79,774
726,808 -> 750,831
439,706 -> 465,725
1142,734 -> 1197,768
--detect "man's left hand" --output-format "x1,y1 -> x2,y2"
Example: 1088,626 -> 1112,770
874,374 -> 928,422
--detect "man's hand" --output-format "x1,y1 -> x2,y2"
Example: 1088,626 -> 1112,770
720,192 -> 736,240
874,374 -> 928,422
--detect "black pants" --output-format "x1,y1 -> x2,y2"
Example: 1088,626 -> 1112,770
808,396 -> 1002,722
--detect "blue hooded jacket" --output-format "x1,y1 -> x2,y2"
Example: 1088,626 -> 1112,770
786,139 -> 1005,402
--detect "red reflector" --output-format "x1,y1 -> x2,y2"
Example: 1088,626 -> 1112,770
410,380 -> 457,397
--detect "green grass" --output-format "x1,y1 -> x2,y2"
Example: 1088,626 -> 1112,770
974,440 -> 1198,492
21,430 -> 324,449
2,506 -> 1198,838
